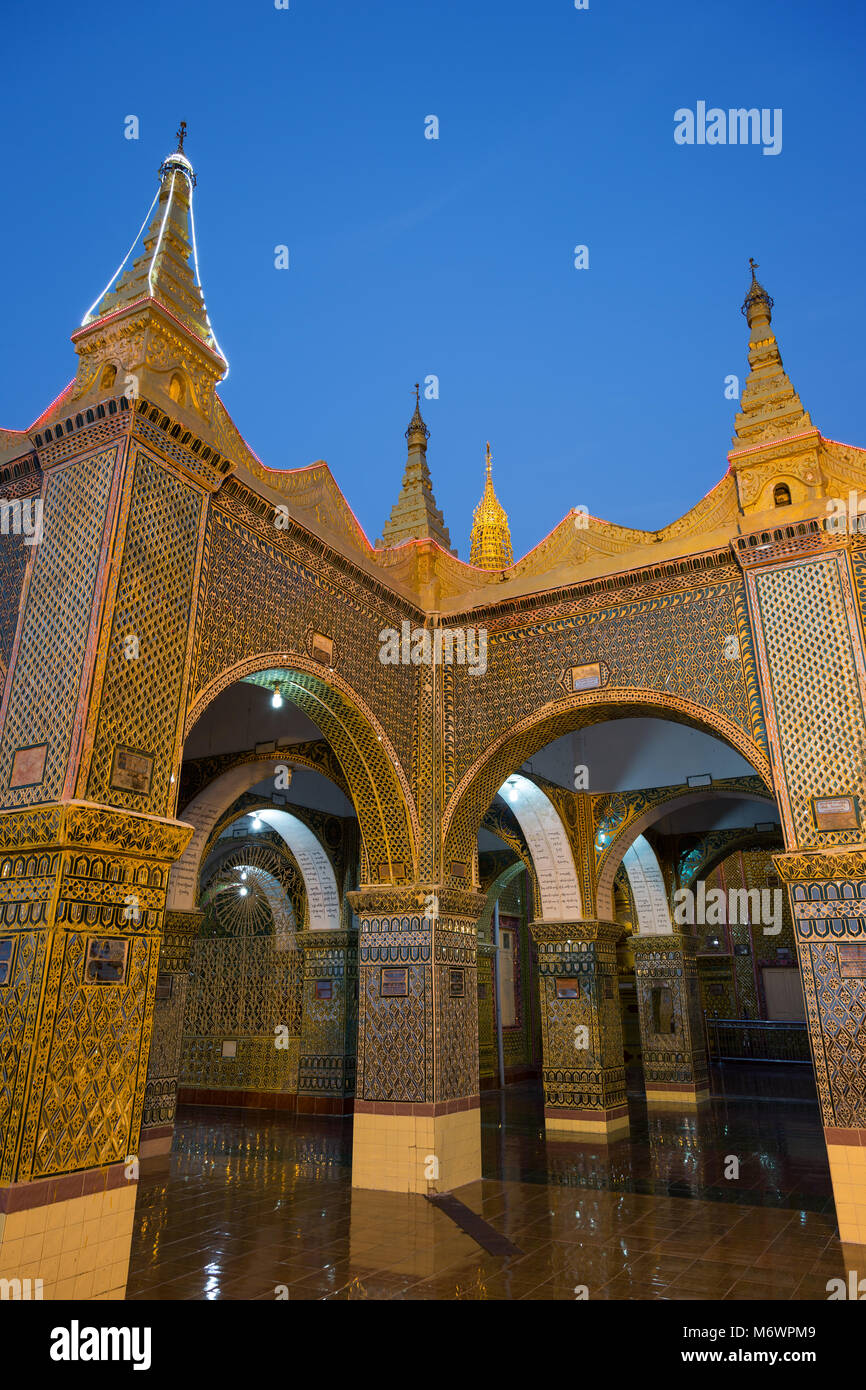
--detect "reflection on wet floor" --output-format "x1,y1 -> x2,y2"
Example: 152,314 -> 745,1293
126,1065 -> 856,1301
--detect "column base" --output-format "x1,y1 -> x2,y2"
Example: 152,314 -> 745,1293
352,1100 -> 481,1193
0,1163 -> 136,1301
645,1082 -> 710,1107
544,1104 -> 630,1138
826,1128 -> 866,1245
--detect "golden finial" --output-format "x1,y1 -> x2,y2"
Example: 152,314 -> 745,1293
742,257 -> 773,321
405,383 -> 430,444
471,440 -> 513,569
176,121 -> 188,154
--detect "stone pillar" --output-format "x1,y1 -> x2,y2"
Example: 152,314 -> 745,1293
476,939 -> 497,1087
0,804 -> 191,1299
735,522 -> 866,1248
531,921 -> 629,1137
297,929 -> 358,1114
776,851 -> 866,1245
349,887 -> 484,1193
631,932 -> 709,1105
138,909 -> 201,1165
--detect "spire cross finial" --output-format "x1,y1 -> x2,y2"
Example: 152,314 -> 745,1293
414,382 -> 420,407
176,121 -> 187,153
749,256 -> 759,280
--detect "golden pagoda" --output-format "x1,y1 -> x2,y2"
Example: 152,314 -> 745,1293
470,442 -> 513,568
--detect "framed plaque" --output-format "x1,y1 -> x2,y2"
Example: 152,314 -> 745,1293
84,937 -> 129,985
812,795 -> 859,831
838,943 -> 866,979
311,632 -> 335,665
154,973 -> 173,1001
9,743 -> 47,789
221,1040 -> 237,1058
315,978 -> 333,1000
0,937 -> 17,986
110,744 -> 153,795
449,968 -> 465,997
571,662 -> 603,692
381,967 -> 408,997
556,978 -> 580,999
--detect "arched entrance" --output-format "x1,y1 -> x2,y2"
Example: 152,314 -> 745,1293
186,657 -> 419,886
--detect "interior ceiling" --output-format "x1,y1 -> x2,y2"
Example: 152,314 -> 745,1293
248,768 -> 354,817
184,681 -> 321,759
521,717 -> 758,792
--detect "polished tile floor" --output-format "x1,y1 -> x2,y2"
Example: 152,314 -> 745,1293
125,1066 -> 856,1300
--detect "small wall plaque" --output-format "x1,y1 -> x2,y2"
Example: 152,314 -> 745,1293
110,745 -> 153,795
812,795 -> 859,831
154,973 -> 173,1001
84,937 -> 129,985
381,967 -> 408,997
838,943 -> 866,979
449,968 -> 465,997
0,937 -> 17,986
449,860 -> 470,882
221,1040 -> 237,1058
315,978 -> 333,1000
311,632 -> 335,665
556,978 -> 580,999
571,662 -> 602,692
9,743 -> 47,789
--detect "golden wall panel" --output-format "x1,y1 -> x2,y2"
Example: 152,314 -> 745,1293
83,448 -> 204,817
0,447 -> 119,809
752,555 -> 866,849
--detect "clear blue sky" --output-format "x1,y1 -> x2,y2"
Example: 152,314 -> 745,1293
2,0 -> 864,560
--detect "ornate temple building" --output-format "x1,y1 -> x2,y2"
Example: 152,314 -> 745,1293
1,132 -> 866,1302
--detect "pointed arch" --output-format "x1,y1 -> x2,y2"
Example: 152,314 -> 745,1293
622,835 -> 672,935
442,690 -> 772,883
184,654 -> 418,884
596,786 -> 776,920
168,764 -> 340,928
496,774 -> 581,921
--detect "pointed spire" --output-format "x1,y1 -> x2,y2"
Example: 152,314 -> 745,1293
731,258 -> 811,448
71,126 -> 228,420
470,442 -> 513,569
81,124 -> 225,365
377,387 -> 452,550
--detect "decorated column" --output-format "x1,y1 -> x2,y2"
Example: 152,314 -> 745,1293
631,932 -> 709,1105
531,921 -> 629,1137
138,909 -> 202,1164
0,807 -> 190,1298
349,887 -> 483,1193
736,510 -> 866,1247
297,929 -> 358,1113
0,132 -> 228,1296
